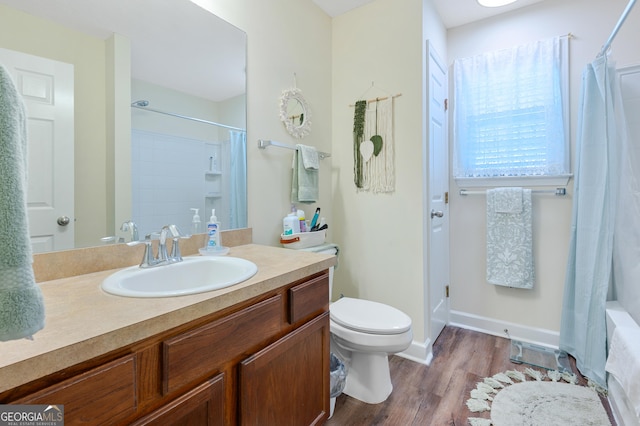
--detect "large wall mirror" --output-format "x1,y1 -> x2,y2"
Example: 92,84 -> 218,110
0,0 -> 247,253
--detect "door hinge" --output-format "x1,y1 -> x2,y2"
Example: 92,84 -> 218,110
446,285 -> 450,298
444,98 -> 448,111
445,191 -> 449,204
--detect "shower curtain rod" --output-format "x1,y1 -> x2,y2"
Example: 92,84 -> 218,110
598,0 -> 637,57
130,100 -> 246,132
459,188 -> 567,196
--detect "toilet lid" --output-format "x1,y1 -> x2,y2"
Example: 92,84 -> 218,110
330,297 -> 412,335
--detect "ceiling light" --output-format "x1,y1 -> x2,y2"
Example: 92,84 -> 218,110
477,0 -> 517,7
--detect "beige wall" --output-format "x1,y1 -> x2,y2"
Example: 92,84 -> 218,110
0,5 -> 108,248
194,0 -> 334,248
332,0 -> 446,355
198,0 -> 446,359
447,0 -> 640,344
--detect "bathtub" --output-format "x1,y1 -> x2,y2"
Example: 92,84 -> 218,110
606,301 -> 640,426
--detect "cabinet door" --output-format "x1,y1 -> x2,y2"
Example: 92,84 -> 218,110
239,312 -> 329,426
132,374 -> 224,426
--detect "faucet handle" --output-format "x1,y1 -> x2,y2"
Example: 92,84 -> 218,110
128,235 -> 156,268
168,224 -> 184,238
168,225 -> 185,262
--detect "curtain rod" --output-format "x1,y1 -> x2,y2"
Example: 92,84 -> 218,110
130,100 -> 246,132
599,0 -> 637,57
257,139 -> 331,159
349,93 -> 402,107
459,188 -> 567,196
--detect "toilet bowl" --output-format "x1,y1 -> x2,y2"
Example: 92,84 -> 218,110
330,297 -> 413,404
297,244 -> 414,406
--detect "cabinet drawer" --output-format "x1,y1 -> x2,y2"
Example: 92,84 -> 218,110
162,295 -> 282,394
288,272 -> 329,324
16,354 -> 137,425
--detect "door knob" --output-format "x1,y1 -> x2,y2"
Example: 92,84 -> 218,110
430,209 -> 444,219
57,216 -> 71,226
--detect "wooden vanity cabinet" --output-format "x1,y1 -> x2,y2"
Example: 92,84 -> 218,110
5,270 -> 330,426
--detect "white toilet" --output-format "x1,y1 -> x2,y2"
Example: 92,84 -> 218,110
302,244 -> 413,406
330,296 -> 413,404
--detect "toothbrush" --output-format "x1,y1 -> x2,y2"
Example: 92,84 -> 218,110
310,207 -> 321,230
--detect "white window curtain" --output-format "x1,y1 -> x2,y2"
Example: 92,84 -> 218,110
453,36 -> 570,181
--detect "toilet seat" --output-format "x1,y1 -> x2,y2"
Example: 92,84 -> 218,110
330,297 -> 412,335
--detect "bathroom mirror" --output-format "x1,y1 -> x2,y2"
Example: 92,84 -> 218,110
279,87 -> 312,139
0,0 -> 247,252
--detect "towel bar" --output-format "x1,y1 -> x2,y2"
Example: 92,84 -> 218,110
459,188 -> 566,196
258,139 -> 331,160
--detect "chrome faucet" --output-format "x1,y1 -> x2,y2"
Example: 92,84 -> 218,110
128,224 -> 185,268
120,220 -> 139,242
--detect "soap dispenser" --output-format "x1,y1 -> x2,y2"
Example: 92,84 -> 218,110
206,209 -> 221,251
190,208 -> 201,235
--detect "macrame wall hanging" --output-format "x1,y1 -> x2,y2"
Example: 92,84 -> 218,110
351,83 -> 401,193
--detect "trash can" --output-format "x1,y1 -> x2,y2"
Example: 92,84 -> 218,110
329,352 -> 347,418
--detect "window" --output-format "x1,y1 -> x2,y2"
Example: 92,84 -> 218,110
453,37 -> 570,185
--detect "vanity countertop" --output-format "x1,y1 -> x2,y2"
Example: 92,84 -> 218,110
0,244 -> 336,394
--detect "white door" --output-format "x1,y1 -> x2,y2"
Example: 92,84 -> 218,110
427,43 -> 450,342
0,48 -> 74,253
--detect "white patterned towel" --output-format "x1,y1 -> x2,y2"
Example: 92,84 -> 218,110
486,188 -> 534,289
606,325 -> 640,417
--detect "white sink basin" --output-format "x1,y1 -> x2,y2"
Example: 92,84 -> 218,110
101,256 -> 258,298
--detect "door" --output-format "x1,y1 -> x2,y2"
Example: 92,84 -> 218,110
427,43 -> 450,343
0,48 -> 74,252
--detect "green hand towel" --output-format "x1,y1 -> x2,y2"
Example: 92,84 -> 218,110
0,65 -> 45,341
291,148 -> 318,204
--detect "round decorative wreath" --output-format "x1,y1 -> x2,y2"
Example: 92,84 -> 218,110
279,87 -> 312,139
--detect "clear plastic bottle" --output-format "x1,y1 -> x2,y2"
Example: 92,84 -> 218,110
190,208 -> 201,235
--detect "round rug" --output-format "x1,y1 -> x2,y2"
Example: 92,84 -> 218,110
490,381 -> 611,426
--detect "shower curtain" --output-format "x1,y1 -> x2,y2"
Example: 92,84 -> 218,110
229,130 -> 247,229
560,55 -> 625,387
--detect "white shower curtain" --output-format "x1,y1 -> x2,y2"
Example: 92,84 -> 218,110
560,55 -> 625,387
229,130 -> 247,229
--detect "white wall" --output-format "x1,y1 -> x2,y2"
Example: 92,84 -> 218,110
447,0 -> 640,344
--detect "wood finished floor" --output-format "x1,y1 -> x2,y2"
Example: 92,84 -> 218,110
325,326 -> 615,425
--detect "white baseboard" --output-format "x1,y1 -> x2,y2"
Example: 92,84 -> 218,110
397,339 -> 433,365
395,312 -> 560,367
449,310 -> 560,349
